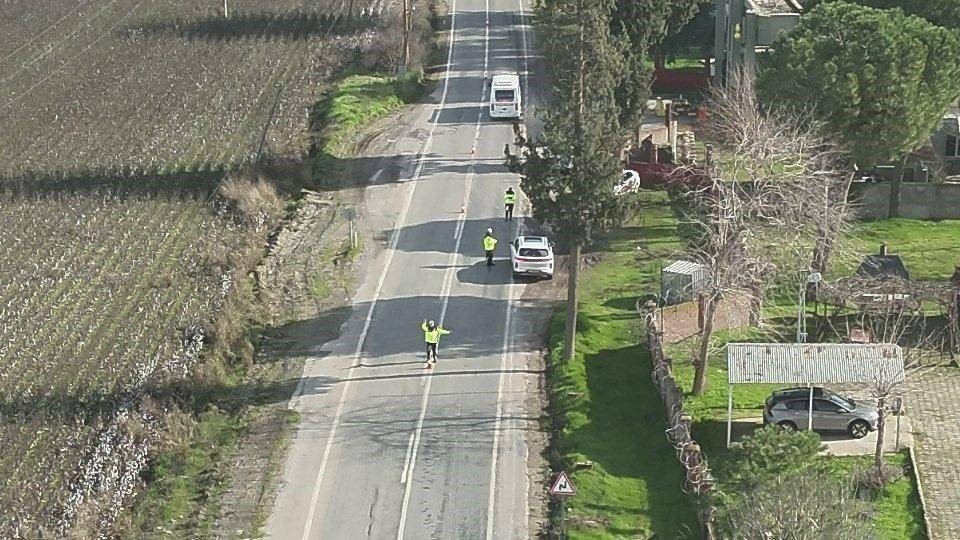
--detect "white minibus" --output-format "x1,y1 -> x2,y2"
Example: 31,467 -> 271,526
489,73 -> 521,120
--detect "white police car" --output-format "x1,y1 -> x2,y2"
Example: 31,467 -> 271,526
510,236 -> 554,279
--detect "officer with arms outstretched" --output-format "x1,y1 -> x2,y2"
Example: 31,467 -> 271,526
422,319 -> 451,369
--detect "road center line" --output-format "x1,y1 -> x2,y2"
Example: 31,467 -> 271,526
396,4 -> 491,538
296,0 -> 461,536
486,0 -> 531,535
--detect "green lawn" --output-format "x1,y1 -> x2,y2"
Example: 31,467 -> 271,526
549,191 -> 699,538
548,190 -> 930,538
844,218 -> 960,281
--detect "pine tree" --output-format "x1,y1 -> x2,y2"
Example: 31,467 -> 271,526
506,0 -> 626,362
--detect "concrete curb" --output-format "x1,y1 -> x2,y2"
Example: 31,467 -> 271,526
908,444 -> 934,539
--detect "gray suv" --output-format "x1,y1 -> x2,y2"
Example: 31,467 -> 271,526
762,387 -> 879,439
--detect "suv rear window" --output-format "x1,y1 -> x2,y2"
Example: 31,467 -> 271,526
519,248 -> 548,257
495,90 -> 515,102
785,400 -> 809,410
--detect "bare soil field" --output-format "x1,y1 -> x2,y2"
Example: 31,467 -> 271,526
0,0 -> 401,535
0,0 -> 383,185
0,186 -> 259,535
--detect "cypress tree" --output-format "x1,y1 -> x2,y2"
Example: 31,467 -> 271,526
507,0 -> 626,361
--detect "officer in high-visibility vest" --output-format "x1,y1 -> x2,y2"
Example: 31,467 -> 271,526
483,228 -> 498,267
422,318 -> 451,368
504,187 -> 516,221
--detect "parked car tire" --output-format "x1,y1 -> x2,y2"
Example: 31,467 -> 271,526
848,420 -> 871,439
777,420 -> 797,431
512,272 -> 520,280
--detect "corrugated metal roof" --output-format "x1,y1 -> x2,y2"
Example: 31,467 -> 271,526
663,260 -> 705,276
727,343 -> 904,384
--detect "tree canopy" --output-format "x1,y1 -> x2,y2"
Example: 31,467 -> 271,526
806,0 -> 960,30
512,0 -> 626,245
609,0 -> 705,128
508,0 -> 627,361
757,2 -> 960,168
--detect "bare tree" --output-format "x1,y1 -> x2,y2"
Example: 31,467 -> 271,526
820,277 -> 948,480
677,73 -> 852,394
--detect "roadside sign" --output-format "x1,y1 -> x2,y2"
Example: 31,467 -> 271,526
549,471 -> 576,497
342,207 -> 357,221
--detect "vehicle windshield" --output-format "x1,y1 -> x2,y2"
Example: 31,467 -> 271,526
833,395 -> 855,409
494,89 -> 515,103
519,248 -> 548,257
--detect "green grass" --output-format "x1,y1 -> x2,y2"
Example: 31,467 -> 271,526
844,218 -> 960,281
549,191 -> 699,538
311,71 -> 425,188
128,408 -> 245,537
323,72 -> 423,157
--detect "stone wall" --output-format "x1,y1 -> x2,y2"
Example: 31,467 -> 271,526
850,182 -> 960,220
655,292 -> 752,344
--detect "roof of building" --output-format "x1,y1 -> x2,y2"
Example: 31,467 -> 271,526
663,260 -> 705,276
727,342 -> 904,384
747,0 -> 802,15
857,255 -> 909,281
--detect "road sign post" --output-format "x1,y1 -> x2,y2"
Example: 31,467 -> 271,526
549,471 -> 576,539
343,207 -> 357,249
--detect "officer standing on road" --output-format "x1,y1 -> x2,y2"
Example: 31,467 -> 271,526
483,228 -> 498,267
422,319 -> 451,369
503,187 -> 516,221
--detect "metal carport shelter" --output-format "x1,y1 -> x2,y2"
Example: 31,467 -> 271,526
725,342 -> 904,447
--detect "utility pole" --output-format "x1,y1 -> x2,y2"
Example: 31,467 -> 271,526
401,0 -> 411,72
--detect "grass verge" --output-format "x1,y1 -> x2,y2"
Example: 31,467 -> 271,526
126,409 -> 245,537
311,70 -> 426,187
548,191 -> 699,538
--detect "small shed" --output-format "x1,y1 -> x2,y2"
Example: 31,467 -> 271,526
725,342 -> 904,446
857,243 -> 909,280
661,260 -> 707,305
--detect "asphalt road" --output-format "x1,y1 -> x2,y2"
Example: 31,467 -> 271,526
266,0 -> 541,537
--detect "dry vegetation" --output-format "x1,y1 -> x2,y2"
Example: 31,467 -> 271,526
0,0 -> 414,535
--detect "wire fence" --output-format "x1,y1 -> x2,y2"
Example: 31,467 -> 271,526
644,310 -> 717,539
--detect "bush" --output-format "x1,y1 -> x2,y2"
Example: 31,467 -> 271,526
724,426 -> 825,492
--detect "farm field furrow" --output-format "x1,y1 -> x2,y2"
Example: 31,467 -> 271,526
0,191 -> 251,533
0,0 -> 374,184
1,0 -> 395,534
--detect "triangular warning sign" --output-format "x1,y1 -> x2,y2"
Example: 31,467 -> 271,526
549,471 -> 576,497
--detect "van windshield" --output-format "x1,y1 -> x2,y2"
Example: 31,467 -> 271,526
494,89 -> 515,103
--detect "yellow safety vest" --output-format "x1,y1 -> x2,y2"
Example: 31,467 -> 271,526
504,191 -> 516,204
422,323 -> 450,343
483,235 -> 498,251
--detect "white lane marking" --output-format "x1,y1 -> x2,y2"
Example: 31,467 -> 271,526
486,0 -> 532,535
297,0 -> 461,536
396,2 -> 491,537
400,432 -> 415,484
